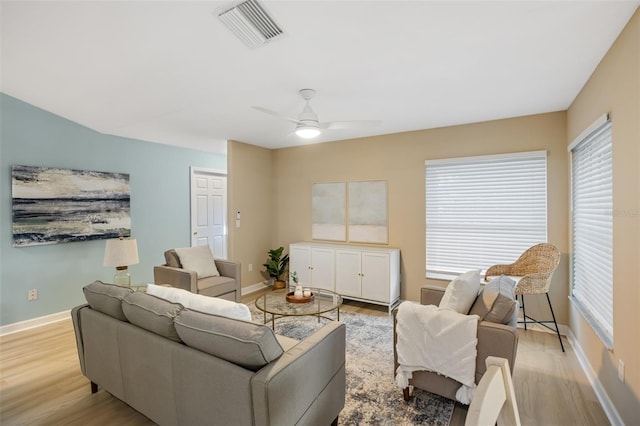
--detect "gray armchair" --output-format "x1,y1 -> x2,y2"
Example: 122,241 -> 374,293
393,285 -> 519,402
154,249 -> 241,302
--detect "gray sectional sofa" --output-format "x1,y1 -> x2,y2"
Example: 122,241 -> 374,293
72,281 -> 346,426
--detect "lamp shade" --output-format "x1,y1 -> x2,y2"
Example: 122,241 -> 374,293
103,238 -> 139,267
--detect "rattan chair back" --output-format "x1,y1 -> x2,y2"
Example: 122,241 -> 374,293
484,243 -> 560,295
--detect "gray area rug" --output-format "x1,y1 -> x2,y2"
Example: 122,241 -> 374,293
249,303 -> 454,425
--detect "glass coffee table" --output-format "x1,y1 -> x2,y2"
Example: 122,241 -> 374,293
255,287 -> 343,329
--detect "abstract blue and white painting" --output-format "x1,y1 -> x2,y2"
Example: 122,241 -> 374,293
12,165 -> 131,247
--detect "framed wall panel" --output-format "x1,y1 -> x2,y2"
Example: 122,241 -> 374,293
312,182 -> 346,241
348,180 -> 388,244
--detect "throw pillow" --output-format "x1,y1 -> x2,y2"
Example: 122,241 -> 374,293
175,246 -> 220,278
122,292 -> 184,342
174,309 -> 284,371
469,275 -> 517,324
439,270 -> 481,314
164,250 -> 182,268
83,280 -> 134,321
146,283 -> 251,321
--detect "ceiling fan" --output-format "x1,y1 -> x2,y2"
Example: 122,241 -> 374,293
252,89 -> 381,139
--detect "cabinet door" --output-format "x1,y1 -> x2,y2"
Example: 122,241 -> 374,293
310,248 -> 334,291
361,252 -> 390,303
289,245 -> 312,286
335,250 -> 362,297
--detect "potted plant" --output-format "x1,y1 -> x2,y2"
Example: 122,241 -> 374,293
263,246 -> 289,289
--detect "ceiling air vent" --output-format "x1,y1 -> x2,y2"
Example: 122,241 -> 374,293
218,0 -> 284,49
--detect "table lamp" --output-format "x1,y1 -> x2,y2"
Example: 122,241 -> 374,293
103,237 -> 139,286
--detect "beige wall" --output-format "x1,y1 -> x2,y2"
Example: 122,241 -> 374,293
271,111 -> 568,324
227,140 -> 274,288
567,9 -> 640,424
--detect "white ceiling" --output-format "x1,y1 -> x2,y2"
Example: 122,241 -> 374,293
2,1 -> 638,155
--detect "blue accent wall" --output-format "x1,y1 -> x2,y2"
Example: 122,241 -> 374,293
0,94 -> 226,326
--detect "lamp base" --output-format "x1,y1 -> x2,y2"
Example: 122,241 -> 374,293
113,266 -> 131,287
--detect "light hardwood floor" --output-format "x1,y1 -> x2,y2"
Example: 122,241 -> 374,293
0,295 -> 609,426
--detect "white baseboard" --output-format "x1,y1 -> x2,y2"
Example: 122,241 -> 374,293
241,281 -> 269,296
565,328 -> 623,426
0,310 -> 71,337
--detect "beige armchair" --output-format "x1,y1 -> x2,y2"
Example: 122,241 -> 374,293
154,249 -> 241,302
393,285 -> 519,402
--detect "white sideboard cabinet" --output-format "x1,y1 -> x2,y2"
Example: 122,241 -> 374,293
289,242 -> 400,311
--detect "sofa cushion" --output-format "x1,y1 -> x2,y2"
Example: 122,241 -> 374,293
164,249 -> 182,268
468,275 -> 517,324
439,270 -> 481,314
175,246 -> 220,278
83,280 -> 134,321
146,283 -> 251,321
122,292 -> 184,342
174,309 -> 283,371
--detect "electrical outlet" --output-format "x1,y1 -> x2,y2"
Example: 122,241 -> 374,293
248,264 -> 253,272
28,289 -> 38,301
618,359 -> 625,382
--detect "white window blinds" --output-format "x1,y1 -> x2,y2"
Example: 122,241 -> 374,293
570,116 -> 613,346
425,151 -> 547,277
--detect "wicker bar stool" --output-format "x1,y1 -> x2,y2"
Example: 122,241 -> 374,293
484,243 -> 564,352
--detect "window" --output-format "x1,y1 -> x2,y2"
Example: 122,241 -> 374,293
569,114 -> 613,347
425,151 -> 547,278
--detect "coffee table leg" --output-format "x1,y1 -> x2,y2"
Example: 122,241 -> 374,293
337,306 -> 340,321
271,315 -> 275,330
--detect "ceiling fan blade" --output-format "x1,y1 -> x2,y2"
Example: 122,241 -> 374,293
252,106 -> 302,125
321,120 -> 381,130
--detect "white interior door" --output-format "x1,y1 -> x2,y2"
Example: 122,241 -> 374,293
191,168 -> 227,259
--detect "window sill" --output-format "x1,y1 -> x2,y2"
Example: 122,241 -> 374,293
425,272 -> 457,281
569,295 -> 613,350
426,270 -> 490,282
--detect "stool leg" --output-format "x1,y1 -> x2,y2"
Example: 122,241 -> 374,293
546,293 -> 565,352
520,294 -> 527,330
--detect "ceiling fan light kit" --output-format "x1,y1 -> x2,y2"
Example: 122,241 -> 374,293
295,125 -> 321,139
253,88 -> 381,140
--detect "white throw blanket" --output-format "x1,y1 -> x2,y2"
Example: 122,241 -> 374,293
395,301 -> 479,404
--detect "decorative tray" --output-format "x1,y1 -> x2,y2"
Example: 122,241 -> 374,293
286,291 -> 315,303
